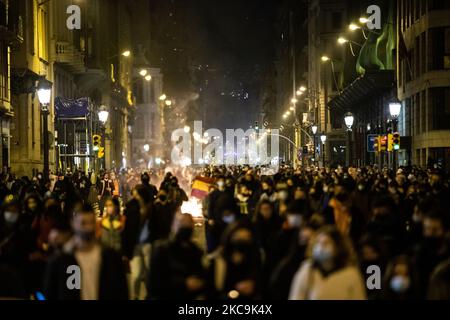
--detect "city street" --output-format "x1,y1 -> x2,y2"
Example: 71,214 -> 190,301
1,0 -> 450,304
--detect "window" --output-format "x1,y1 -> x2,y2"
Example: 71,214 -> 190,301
445,28 -> 450,69
431,88 -> 450,130
420,0 -> 427,16
421,91 -> 426,133
430,28 -> 444,70
445,88 -> 450,114
0,42 -> 7,101
37,6 -> 48,61
331,12 -> 342,30
428,0 -> 450,10
421,33 -> 426,74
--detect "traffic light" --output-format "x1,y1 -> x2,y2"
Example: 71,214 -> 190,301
388,133 -> 394,152
98,147 -> 105,159
373,136 -> 380,152
393,132 -> 401,150
93,135 -> 101,151
380,135 -> 388,152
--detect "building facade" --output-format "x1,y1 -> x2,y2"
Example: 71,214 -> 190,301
397,0 -> 450,170
10,0 -> 55,177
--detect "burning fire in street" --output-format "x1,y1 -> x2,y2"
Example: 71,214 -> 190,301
181,197 -> 204,219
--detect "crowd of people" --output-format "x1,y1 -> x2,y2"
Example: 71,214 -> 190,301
0,164 -> 450,300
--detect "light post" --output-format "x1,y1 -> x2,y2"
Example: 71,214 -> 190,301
98,107 -> 109,170
337,36 -> 363,57
320,132 -> 327,168
321,56 -> 341,93
389,102 -> 401,171
37,78 -> 52,181
311,125 -> 318,164
344,112 -> 355,167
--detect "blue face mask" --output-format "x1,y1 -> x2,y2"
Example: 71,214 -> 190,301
312,244 -> 334,265
222,214 -> 236,224
390,275 -> 410,293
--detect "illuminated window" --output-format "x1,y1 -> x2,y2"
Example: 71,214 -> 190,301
37,4 -> 48,61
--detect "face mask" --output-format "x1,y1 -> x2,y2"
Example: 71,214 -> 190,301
312,244 -> 334,265
335,193 -> 349,202
287,215 -> 302,228
390,275 -> 410,293
176,227 -> 193,242
4,211 -> 19,224
323,186 -> 329,193
230,240 -> 253,254
278,190 -> 288,201
358,184 -> 365,191
412,214 -> 421,223
423,236 -> 441,249
76,230 -> 96,242
217,181 -> 225,188
222,214 -> 236,224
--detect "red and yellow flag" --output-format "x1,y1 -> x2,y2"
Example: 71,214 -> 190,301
191,176 -> 215,200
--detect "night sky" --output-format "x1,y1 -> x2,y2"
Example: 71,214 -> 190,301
155,0 -> 277,131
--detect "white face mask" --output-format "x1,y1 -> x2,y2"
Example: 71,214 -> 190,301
287,215 -> 302,228
222,214 -> 236,224
217,181 -> 225,188
412,213 -> 421,223
390,275 -> 410,293
4,211 -> 19,224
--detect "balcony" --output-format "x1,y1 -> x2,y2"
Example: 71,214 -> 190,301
0,2 -> 24,47
53,41 -> 86,74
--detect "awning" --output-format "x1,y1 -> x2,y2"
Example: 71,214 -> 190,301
328,70 -> 395,111
55,97 -> 90,119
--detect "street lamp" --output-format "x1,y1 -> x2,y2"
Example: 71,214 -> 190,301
159,94 -> 167,101
359,17 -> 369,24
122,50 -> 131,57
389,102 -> 402,120
321,55 -> 340,93
143,144 -> 150,152
165,100 -> 172,106
320,132 -> 327,168
145,75 -> 152,81
98,108 -> 109,125
337,37 -> 362,56
184,125 -> 191,133
311,125 -> 318,163
338,37 -> 349,44
37,78 -> 52,181
344,112 -> 354,131
389,101 -> 402,171
349,23 -> 360,31
139,69 -> 148,77
344,112 -> 354,167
